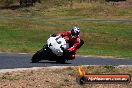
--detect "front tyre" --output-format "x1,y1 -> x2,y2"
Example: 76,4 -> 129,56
31,49 -> 45,63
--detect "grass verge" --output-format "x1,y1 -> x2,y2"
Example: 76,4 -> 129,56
0,66 -> 132,88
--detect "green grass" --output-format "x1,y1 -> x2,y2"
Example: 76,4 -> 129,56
0,20 -> 131,58
78,22 -> 132,58
0,1 -> 132,58
0,26 -> 51,52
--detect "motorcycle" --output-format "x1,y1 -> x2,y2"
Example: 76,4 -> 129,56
31,35 -> 75,63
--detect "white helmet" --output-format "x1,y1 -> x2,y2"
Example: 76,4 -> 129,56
71,26 -> 80,38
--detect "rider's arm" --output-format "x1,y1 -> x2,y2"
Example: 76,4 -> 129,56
57,31 -> 71,42
57,31 -> 71,37
68,36 -> 81,52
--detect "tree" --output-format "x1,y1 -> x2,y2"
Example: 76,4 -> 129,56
4,0 -> 13,7
20,0 -> 41,7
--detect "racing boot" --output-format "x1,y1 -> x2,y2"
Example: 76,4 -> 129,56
69,54 -> 75,60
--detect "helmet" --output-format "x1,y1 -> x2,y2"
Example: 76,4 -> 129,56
71,26 -> 80,38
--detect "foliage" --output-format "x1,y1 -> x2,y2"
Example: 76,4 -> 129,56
4,0 -> 13,7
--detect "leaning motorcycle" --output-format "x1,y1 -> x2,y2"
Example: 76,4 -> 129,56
31,35 -> 75,63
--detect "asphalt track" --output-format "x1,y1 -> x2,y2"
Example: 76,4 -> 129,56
0,53 -> 132,69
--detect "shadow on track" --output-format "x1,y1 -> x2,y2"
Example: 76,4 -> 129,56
30,61 -> 71,64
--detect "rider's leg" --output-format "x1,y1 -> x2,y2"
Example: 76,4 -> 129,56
77,39 -> 84,49
69,39 -> 84,59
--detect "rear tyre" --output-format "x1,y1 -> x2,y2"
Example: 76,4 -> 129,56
31,49 -> 45,63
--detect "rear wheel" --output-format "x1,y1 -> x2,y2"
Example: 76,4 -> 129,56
31,49 -> 45,63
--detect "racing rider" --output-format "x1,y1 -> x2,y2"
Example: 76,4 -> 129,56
56,26 -> 84,59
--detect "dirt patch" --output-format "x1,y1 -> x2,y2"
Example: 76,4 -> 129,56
0,66 -> 132,88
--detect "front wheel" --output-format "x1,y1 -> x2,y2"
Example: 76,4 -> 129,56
31,49 -> 45,63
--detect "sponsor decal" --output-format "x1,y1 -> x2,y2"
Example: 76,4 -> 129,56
76,66 -> 131,85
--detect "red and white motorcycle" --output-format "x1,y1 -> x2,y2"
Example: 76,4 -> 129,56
31,35 -> 74,63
